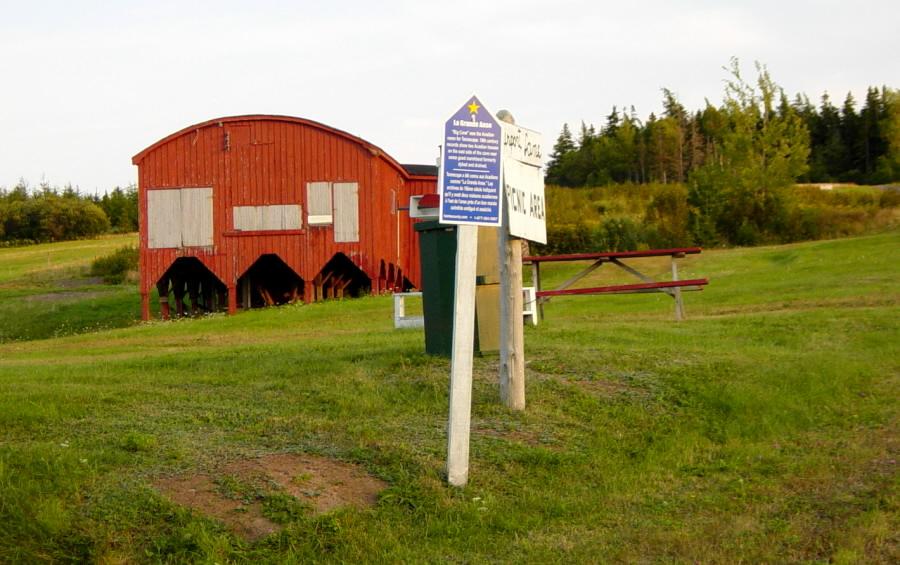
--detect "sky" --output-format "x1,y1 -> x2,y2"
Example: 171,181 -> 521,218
1,0 -> 898,193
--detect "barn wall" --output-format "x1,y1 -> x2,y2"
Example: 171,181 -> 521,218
135,116 -> 437,319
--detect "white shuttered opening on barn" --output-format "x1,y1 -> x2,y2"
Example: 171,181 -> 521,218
333,182 -> 359,243
147,187 -> 213,249
307,182 -> 333,225
233,205 -> 302,231
305,181 -> 359,242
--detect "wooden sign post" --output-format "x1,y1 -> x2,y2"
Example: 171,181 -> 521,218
446,224 -> 478,486
439,95 -> 503,487
498,220 -> 525,410
498,115 -> 545,412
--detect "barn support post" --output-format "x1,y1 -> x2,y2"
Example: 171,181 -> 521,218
155,279 -> 171,320
187,279 -> 201,315
141,292 -> 150,321
201,278 -> 214,311
172,279 -> 186,317
227,284 -> 238,315
160,296 -> 171,320
217,287 -> 227,312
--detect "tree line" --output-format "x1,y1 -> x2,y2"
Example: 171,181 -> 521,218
0,181 -> 138,245
543,60 -> 899,246
546,76 -> 898,189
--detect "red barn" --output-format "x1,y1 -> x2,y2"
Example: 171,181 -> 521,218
132,115 -> 437,320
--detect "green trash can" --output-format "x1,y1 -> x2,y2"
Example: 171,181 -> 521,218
414,220 -> 459,357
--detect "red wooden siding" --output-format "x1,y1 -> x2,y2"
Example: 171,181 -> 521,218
133,115 -> 437,320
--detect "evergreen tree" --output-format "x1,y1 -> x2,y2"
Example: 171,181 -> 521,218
614,115 -> 639,182
698,102 -> 727,167
662,89 -> 688,182
874,87 -> 900,182
860,87 -> 886,180
545,124 -> 577,186
810,92 -> 843,181
688,60 -> 809,245
631,107 -> 648,183
558,122 -> 600,187
98,185 -> 139,232
685,110 -> 706,174
840,92 -> 862,180
602,106 -> 620,138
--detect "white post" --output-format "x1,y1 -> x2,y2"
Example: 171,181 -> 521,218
446,224 -> 479,487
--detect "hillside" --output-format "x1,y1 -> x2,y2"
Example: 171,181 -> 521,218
0,232 -> 898,562
0,234 -> 139,342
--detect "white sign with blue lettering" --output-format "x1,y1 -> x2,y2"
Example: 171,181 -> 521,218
439,96 -> 503,226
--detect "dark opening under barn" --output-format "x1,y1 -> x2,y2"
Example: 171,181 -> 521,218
310,253 -> 373,301
238,254 -> 304,308
157,257 -> 227,318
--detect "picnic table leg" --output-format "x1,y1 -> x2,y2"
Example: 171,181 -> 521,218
532,261 -> 544,320
671,256 -> 684,321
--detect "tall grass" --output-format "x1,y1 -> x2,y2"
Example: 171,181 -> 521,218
89,246 -> 139,284
537,183 -> 900,254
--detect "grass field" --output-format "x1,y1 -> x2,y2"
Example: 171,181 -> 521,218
0,234 -> 139,342
0,232 -> 897,563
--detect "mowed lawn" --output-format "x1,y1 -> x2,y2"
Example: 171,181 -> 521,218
0,232 -> 897,563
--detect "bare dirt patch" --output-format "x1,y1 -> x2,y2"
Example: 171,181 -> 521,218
155,453 -> 387,541
155,473 -> 278,541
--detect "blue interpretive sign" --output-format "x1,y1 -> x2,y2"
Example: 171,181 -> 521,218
439,95 -> 503,226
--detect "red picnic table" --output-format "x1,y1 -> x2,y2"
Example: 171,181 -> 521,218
523,247 -> 708,321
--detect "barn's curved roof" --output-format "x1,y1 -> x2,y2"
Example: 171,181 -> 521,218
131,114 -> 436,179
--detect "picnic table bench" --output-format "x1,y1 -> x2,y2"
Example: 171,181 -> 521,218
523,247 -> 708,321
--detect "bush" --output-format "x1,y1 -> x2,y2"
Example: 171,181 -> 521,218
535,217 -> 652,255
644,184 -> 692,247
536,222 -> 596,255
878,187 -> 900,208
596,217 -> 645,251
90,246 -> 139,284
0,187 -> 110,243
